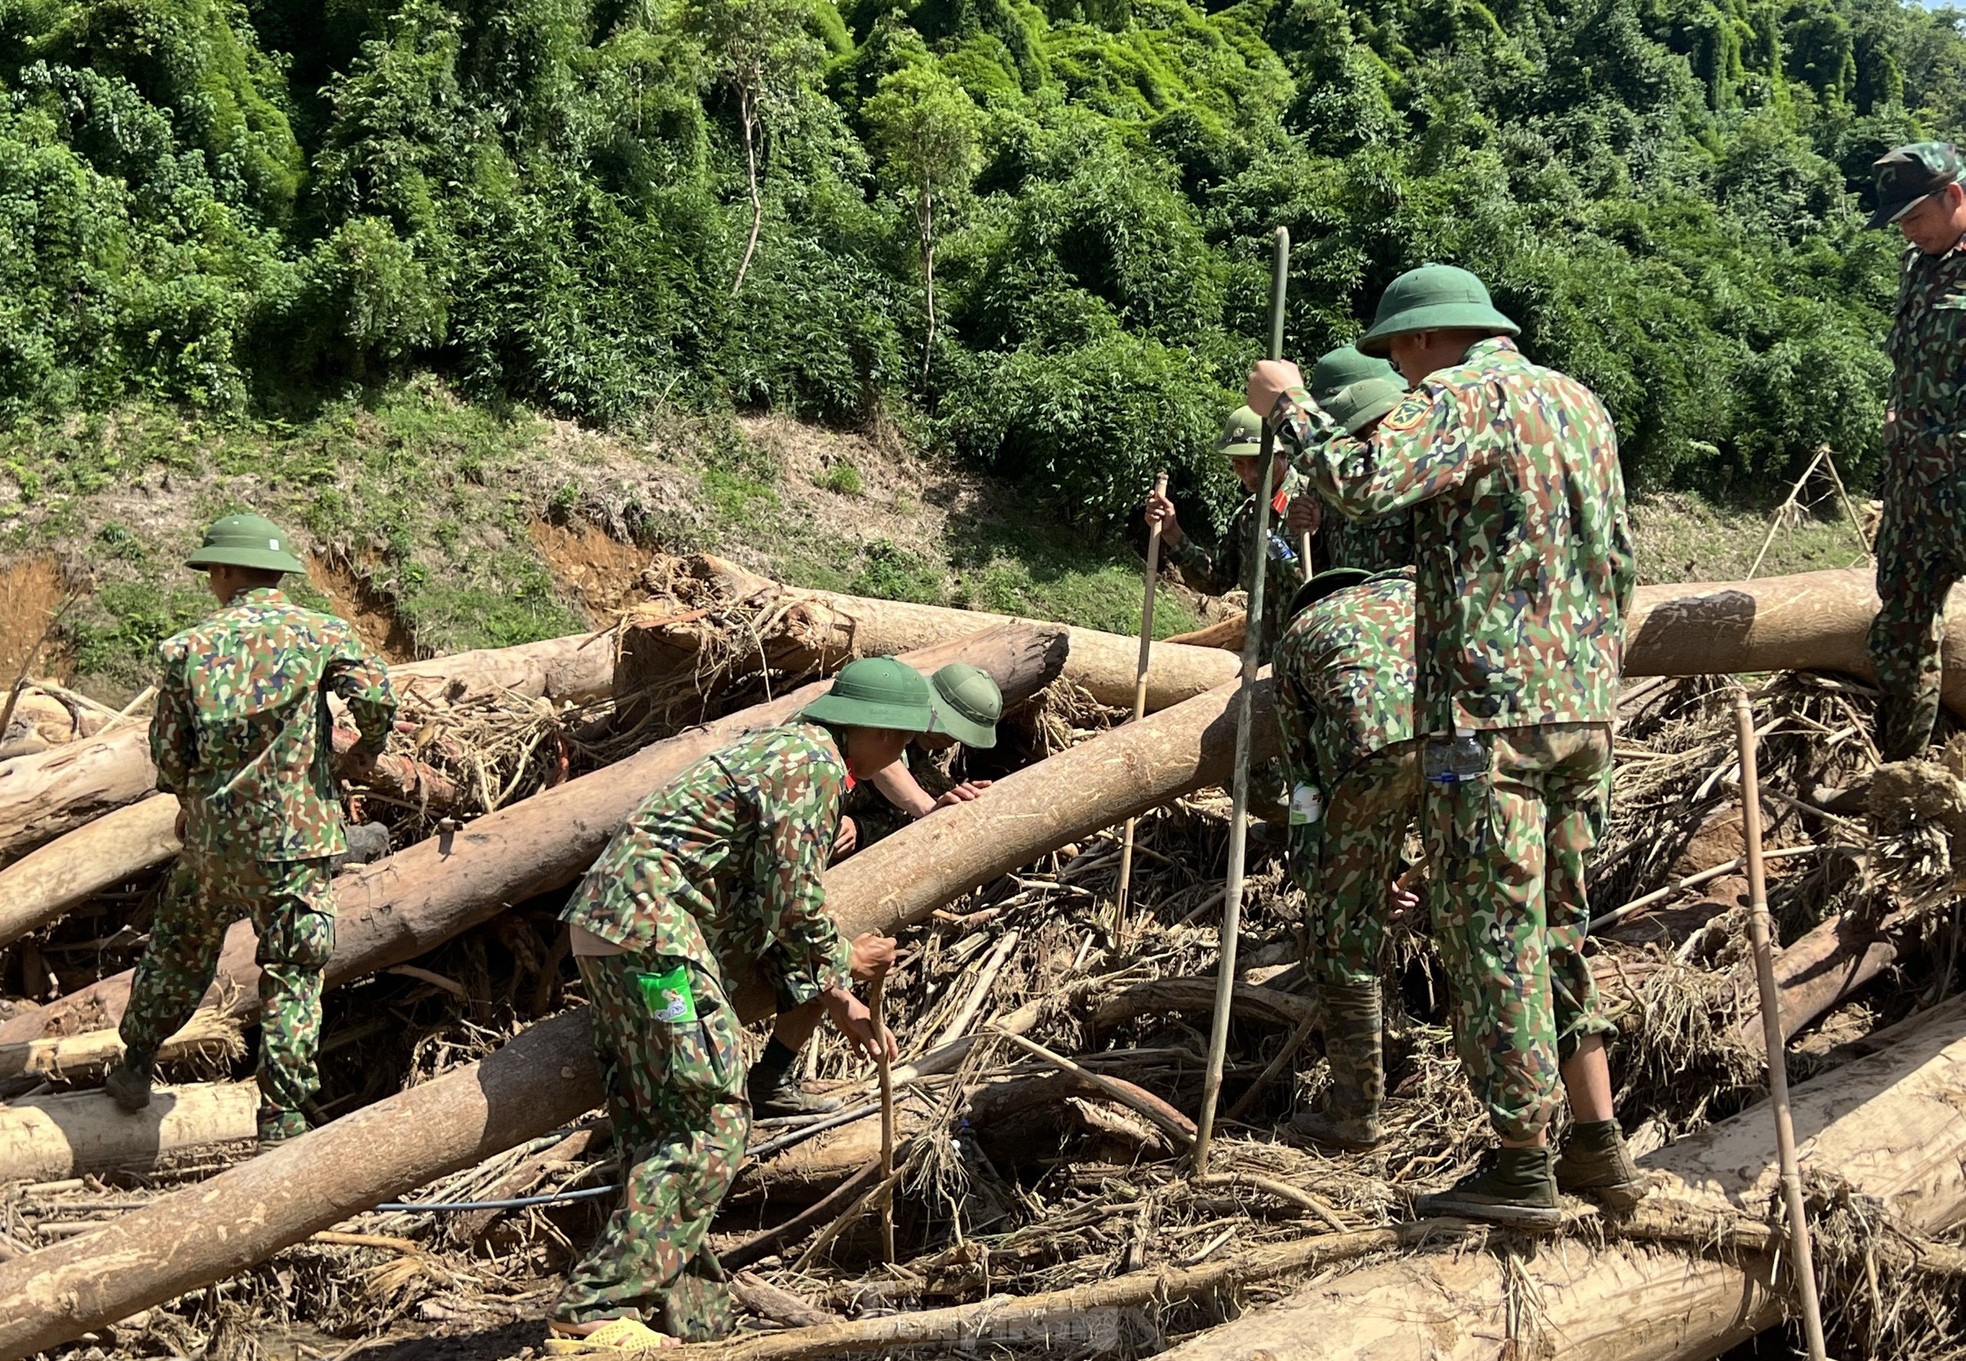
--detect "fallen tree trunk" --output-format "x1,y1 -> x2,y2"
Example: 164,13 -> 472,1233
0,671 -> 1276,1353
0,629 -> 616,863
0,1082 -> 259,1184
622,555 -> 1242,712
1155,993 -> 1966,1361
0,624 -> 1072,1047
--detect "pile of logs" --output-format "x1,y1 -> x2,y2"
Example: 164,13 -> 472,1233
0,562 -> 1964,1361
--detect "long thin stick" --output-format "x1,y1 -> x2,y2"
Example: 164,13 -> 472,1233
1299,530 -> 1315,581
868,972 -> 895,1264
1195,225 -> 1290,1173
1114,469 -> 1171,940
1734,689 -> 1829,1361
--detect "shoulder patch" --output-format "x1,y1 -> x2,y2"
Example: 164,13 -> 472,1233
1380,393 -> 1433,434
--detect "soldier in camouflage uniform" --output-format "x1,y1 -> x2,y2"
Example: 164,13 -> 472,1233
1273,566 -> 1419,1150
1864,142 -> 1966,762
1295,346 -> 1415,574
748,664 -> 1002,1119
104,513 -> 396,1149
1249,263 -> 1644,1227
1146,405 -> 1304,656
550,657 -> 931,1354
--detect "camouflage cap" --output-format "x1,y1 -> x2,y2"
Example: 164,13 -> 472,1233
928,662 -> 1002,749
1869,142 -> 1962,230
1215,405 -> 1264,460
1310,345 -> 1408,436
1357,264 -> 1518,358
801,656 -> 935,732
184,512 -> 307,574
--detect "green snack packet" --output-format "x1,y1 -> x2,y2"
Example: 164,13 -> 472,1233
637,964 -> 698,1023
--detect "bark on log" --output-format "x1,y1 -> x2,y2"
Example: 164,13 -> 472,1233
0,625 -> 1072,1047
1155,993 -> 1966,1361
621,555 -> 1241,712
0,1082 -> 258,1184
0,629 -> 616,863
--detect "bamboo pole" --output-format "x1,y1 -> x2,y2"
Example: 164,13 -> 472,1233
869,971 -> 895,1264
1114,469 -> 1171,938
1195,224 -> 1289,1172
1733,688 -> 1828,1361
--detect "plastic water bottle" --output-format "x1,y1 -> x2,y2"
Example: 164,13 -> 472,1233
1423,728 -> 1488,786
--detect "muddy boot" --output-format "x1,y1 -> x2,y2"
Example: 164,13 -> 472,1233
1414,1146 -> 1563,1230
104,1053 -> 153,1113
1288,983 -> 1384,1151
1554,1119 -> 1647,1209
746,1037 -> 842,1118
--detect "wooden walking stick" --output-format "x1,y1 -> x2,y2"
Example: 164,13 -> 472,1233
1733,688 -> 1829,1361
1194,225 -> 1290,1174
1113,469 -> 1171,940
868,968 -> 896,1263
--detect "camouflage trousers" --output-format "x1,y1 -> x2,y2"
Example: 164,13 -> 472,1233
1289,742 -> 1421,991
1423,724 -> 1615,1145
556,949 -> 749,1341
121,850 -> 335,1140
1868,487 -> 1966,761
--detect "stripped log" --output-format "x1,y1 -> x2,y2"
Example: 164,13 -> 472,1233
0,1082 -> 259,1184
0,625 -> 1071,1048
1155,994 -> 1966,1361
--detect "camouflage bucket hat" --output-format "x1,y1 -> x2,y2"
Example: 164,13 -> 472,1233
1357,264 -> 1519,358
801,656 -> 935,732
1286,567 -> 1375,622
928,662 -> 1002,749
1869,142 -> 1962,229
1215,405 -> 1264,460
184,512 -> 307,574
1311,345 -> 1408,436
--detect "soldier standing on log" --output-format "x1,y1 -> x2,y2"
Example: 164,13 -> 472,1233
1865,142 -> 1966,762
548,657 -> 931,1354
1248,264 -> 1645,1227
105,513 -> 397,1151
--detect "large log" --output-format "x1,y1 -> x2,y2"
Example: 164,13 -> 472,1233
1156,994 -> 1966,1361
624,556 -> 1242,712
0,625 -> 1071,1047
0,1082 -> 258,1183
0,628 -> 616,863
0,670 -> 1276,1355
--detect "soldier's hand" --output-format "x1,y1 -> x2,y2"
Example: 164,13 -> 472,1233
848,931 -> 896,981
1285,494 -> 1321,536
1245,360 -> 1303,419
823,988 -> 899,1062
1388,863 -> 1424,922
1144,488 -> 1183,546
931,781 -> 991,810
833,816 -> 858,858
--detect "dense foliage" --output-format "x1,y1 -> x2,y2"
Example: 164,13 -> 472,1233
1,0 -> 1962,526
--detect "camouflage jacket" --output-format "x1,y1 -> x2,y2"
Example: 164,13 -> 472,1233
1275,569 -> 1417,790
1319,503 -> 1416,575
151,587 -> 396,861
1280,337 -> 1635,735
1163,486 -> 1303,655
1883,238 -> 1966,496
561,722 -> 851,1008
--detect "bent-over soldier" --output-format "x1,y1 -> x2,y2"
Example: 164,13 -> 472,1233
106,513 -> 396,1149
1296,346 -> 1415,573
549,657 -> 932,1354
1249,263 -> 1644,1227
1865,142 -> 1966,761
1273,566 -> 1419,1150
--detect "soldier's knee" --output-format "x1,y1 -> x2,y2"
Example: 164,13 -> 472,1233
258,908 -> 335,971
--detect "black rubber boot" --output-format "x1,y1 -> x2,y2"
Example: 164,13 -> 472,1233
104,1054 -> 153,1113
1289,983 -> 1384,1152
1554,1119 -> 1648,1209
1415,1146 -> 1563,1229
746,1038 -> 842,1118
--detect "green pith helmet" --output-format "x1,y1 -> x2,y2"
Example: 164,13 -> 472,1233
1869,142 -> 1961,229
184,512 -> 307,574
1311,345 -> 1408,436
1287,566 -> 1375,621
801,656 -> 935,732
1357,264 -> 1519,358
928,662 -> 1002,749
1215,405 -> 1264,460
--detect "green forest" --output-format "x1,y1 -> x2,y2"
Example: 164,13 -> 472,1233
2,0 -> 1963,528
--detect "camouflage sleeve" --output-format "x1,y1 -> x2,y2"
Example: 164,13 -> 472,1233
1161,532 -> 1220,595
753,754 -> 852,1007
324,641 -> 397,755
1277,385 -> 1486,519
148,648 -> 197,796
